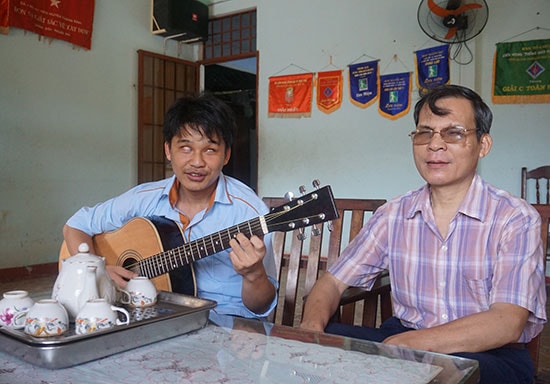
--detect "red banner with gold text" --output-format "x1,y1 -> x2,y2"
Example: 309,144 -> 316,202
268,73 -> 314,118
9,0 -> 95,49
0,0 -> 8,34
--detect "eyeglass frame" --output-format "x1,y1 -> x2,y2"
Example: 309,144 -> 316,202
408,125 -> 478,145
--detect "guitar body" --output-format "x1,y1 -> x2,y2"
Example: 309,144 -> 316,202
59,217 -> 196,294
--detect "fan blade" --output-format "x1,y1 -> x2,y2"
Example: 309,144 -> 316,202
445,26 -> 458,39
428,0 -> 482,17
427,0 -> 454,17
456,3 -> 482,13
446,0 -> 463,10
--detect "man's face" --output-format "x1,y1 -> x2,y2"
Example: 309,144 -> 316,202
165,126 -> 230,196
412,96 -> 491,190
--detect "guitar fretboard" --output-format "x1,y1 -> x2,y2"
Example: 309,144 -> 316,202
138,216 -> 266,279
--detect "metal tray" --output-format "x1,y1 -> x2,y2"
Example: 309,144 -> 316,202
0,291 -> 216,369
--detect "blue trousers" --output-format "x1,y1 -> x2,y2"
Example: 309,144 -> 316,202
325,317 -> 534,384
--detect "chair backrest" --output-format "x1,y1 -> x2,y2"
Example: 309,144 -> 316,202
527,204 -> 550,375
532,204 -> 550,276
263,196 -> 386,326
521,166 -> 550,204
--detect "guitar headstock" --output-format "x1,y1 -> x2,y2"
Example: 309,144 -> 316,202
265,184 -> 338,233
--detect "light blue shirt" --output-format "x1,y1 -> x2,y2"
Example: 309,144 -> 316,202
67,174 -> 278,318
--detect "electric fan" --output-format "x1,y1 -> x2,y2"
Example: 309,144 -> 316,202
417,0 -> 489,44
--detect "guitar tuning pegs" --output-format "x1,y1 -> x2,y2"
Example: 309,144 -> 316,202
297,184 -> 307,240
307,181 -> 324,235
312,226 -> 321,236
284,191 -> 294,201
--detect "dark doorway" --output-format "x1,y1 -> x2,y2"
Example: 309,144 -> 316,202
204,59 -> 257,190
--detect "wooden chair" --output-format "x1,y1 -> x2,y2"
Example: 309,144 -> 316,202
521,166 -> 550,272
263,196 -> 391,327
527,204 -> 550,375
521,166 -> 550,204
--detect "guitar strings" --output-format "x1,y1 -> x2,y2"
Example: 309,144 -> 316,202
122,219 -> 267,276
121,194 -> 321,276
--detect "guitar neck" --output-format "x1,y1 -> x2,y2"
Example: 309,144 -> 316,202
138,216 -> 267,279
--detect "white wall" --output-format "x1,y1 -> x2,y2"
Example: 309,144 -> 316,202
256,0 -> 550,201
0,0 -> 196,268
0,0 -> 548,269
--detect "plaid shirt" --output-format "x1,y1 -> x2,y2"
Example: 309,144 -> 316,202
330,174 -> 547,342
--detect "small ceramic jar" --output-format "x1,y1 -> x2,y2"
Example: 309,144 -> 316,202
24,299 -> 69,337
119,276 -> 157,308
75,298 -> 130,335
0,290 -> 35,329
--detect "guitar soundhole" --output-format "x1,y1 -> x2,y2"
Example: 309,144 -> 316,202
121,256 -> 140,275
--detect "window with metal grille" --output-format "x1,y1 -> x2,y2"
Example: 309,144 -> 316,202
204,10 -> 256,60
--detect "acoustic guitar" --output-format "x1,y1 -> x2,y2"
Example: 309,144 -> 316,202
59,185 -> 338,295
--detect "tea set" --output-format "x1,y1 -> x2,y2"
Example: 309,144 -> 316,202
0,243 -> 157,338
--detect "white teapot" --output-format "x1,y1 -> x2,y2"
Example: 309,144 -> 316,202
52,243 -> 116,319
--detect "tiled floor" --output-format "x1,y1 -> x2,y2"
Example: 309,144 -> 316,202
1,274 -> 549,383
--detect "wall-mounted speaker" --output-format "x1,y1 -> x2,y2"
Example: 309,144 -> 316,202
151,0 -> 208,43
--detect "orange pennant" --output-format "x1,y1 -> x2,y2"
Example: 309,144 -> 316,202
316,70 -> 343,114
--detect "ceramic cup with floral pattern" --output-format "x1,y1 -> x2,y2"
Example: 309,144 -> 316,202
118,276 -> 157,308
75,298 -> 130,335
24,299 -> 69,337
0,290 -> 35,329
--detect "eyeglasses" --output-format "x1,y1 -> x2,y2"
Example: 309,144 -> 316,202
408,126 -> 476,145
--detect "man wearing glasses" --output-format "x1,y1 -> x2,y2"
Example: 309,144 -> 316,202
300,85 -> 547,384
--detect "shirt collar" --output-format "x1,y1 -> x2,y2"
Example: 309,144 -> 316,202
165,173 -> 232,208
407,174 -> 486,222
165,173 -> 230,229
455,174 -> 487,222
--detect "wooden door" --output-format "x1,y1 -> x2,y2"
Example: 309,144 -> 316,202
137,50 -> 200,183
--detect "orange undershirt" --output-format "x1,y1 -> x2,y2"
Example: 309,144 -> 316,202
168,179 -> 216,230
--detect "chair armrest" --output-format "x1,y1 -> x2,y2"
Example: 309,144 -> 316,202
339,270 -> 390,305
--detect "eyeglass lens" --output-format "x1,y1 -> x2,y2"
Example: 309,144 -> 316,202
410,127 -> 469,144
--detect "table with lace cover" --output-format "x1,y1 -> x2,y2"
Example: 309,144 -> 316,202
0,314 -> 479,384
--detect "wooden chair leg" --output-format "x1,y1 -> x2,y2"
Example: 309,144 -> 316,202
340,302 -> 356,325
379,290 -> 392,323
361,295 -> 378,327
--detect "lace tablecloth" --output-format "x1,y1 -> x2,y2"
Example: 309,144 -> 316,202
0,321 -> 475,384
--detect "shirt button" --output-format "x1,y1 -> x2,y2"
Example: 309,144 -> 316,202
441,245 -> 448,251
439,281 -> 446,287
442,314 -> 448,320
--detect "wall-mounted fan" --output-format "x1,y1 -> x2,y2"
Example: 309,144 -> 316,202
417,0 -> 489,44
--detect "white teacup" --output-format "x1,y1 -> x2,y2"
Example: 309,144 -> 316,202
75,298 -> 130,335
0,290 -> 35,329
24,299 -> 69,337
119,276 -> 157,308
